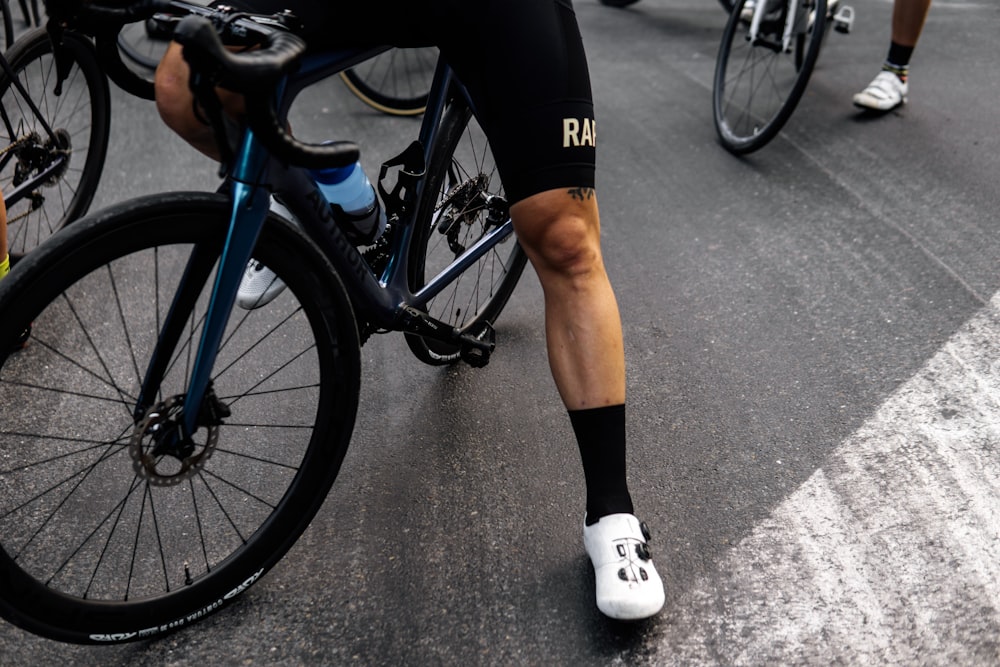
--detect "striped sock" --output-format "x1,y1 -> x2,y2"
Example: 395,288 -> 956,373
0,254 -> 9,280
882,61 -> 909,84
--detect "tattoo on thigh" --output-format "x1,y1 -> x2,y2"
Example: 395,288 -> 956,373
567,187 -> 595,201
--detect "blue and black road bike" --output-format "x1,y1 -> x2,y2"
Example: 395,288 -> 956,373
0,0 -> 525,643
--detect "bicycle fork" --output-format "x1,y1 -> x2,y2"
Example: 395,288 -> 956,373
134,130 -> 272,452
747,0 -> 854,53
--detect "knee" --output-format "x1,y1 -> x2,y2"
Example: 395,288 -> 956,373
512,192 -> 604,279
519,212 -> 605,283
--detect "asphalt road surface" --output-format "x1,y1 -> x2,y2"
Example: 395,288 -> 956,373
2,0 -> 999,664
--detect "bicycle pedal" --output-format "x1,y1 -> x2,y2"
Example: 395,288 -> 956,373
833,5 -> 854,33
460,322 -> 496,369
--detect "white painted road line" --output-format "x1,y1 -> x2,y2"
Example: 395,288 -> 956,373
658,293 -> 1000,665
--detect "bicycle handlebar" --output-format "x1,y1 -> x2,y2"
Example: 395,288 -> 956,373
172,14 -> 360,169
171,15 -> 302,93
45,0 -> 360,170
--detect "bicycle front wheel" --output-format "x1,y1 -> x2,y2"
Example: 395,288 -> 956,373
0,27 -> 111,259
712,0 -> 827,154
0,192 -> 361,644
405,96 -> 527,365
339,47 -> 438,116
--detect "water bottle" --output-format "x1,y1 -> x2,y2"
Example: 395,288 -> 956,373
309,159 -> 387,246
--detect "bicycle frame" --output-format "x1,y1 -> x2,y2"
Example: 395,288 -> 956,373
135,45 -> 516,435
747,0 -> 800,53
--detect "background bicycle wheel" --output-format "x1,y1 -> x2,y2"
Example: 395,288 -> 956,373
339,47 -> 438,116
0,28 -> 111,259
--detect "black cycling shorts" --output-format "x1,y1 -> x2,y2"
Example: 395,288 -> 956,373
209,0 -> 596,204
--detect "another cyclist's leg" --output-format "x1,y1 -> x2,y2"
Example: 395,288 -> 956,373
853,0 -> 932,111
0,194 -> 27,352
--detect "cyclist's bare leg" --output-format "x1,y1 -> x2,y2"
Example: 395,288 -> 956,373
510,188 -> 624,410
512,187 -> 665,619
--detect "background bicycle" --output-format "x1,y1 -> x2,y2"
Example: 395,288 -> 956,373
712,0 -> 855,153
0,25 -> 110,259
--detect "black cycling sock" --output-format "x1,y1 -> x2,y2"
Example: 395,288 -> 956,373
885,42 -> 914,80
569,404 -> 634,525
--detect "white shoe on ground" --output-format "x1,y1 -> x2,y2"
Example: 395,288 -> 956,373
236,198 -> 297,310
853,70 -> 908,111
583,513 -> 665,620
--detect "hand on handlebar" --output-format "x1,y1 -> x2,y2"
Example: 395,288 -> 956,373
171,14 -> 360,170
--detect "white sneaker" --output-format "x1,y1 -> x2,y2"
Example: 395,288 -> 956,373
853,70 -> 908,111
583,513 -> 665,620
236,198 -> 297,310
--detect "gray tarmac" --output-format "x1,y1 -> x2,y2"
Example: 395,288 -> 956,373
1,0 -> 999,664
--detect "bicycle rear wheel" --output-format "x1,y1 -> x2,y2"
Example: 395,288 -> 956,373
712,0 -> 827,154
405,96 -> 527,365
340,47 -> 438,116
0,192 -> 361,644
0,27 -> 111,259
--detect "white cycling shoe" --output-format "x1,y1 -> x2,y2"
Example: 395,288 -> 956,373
236,198 -> 297,310
236,260 -> 286,310
853,70 -> 908,111
584,513 -> 665,620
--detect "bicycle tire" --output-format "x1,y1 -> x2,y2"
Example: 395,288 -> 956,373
339,47 -> 438,116
404,96 -> 527,365
0,192 -> 361,644
712,0 -> 827,154
0,27 -> 111,259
